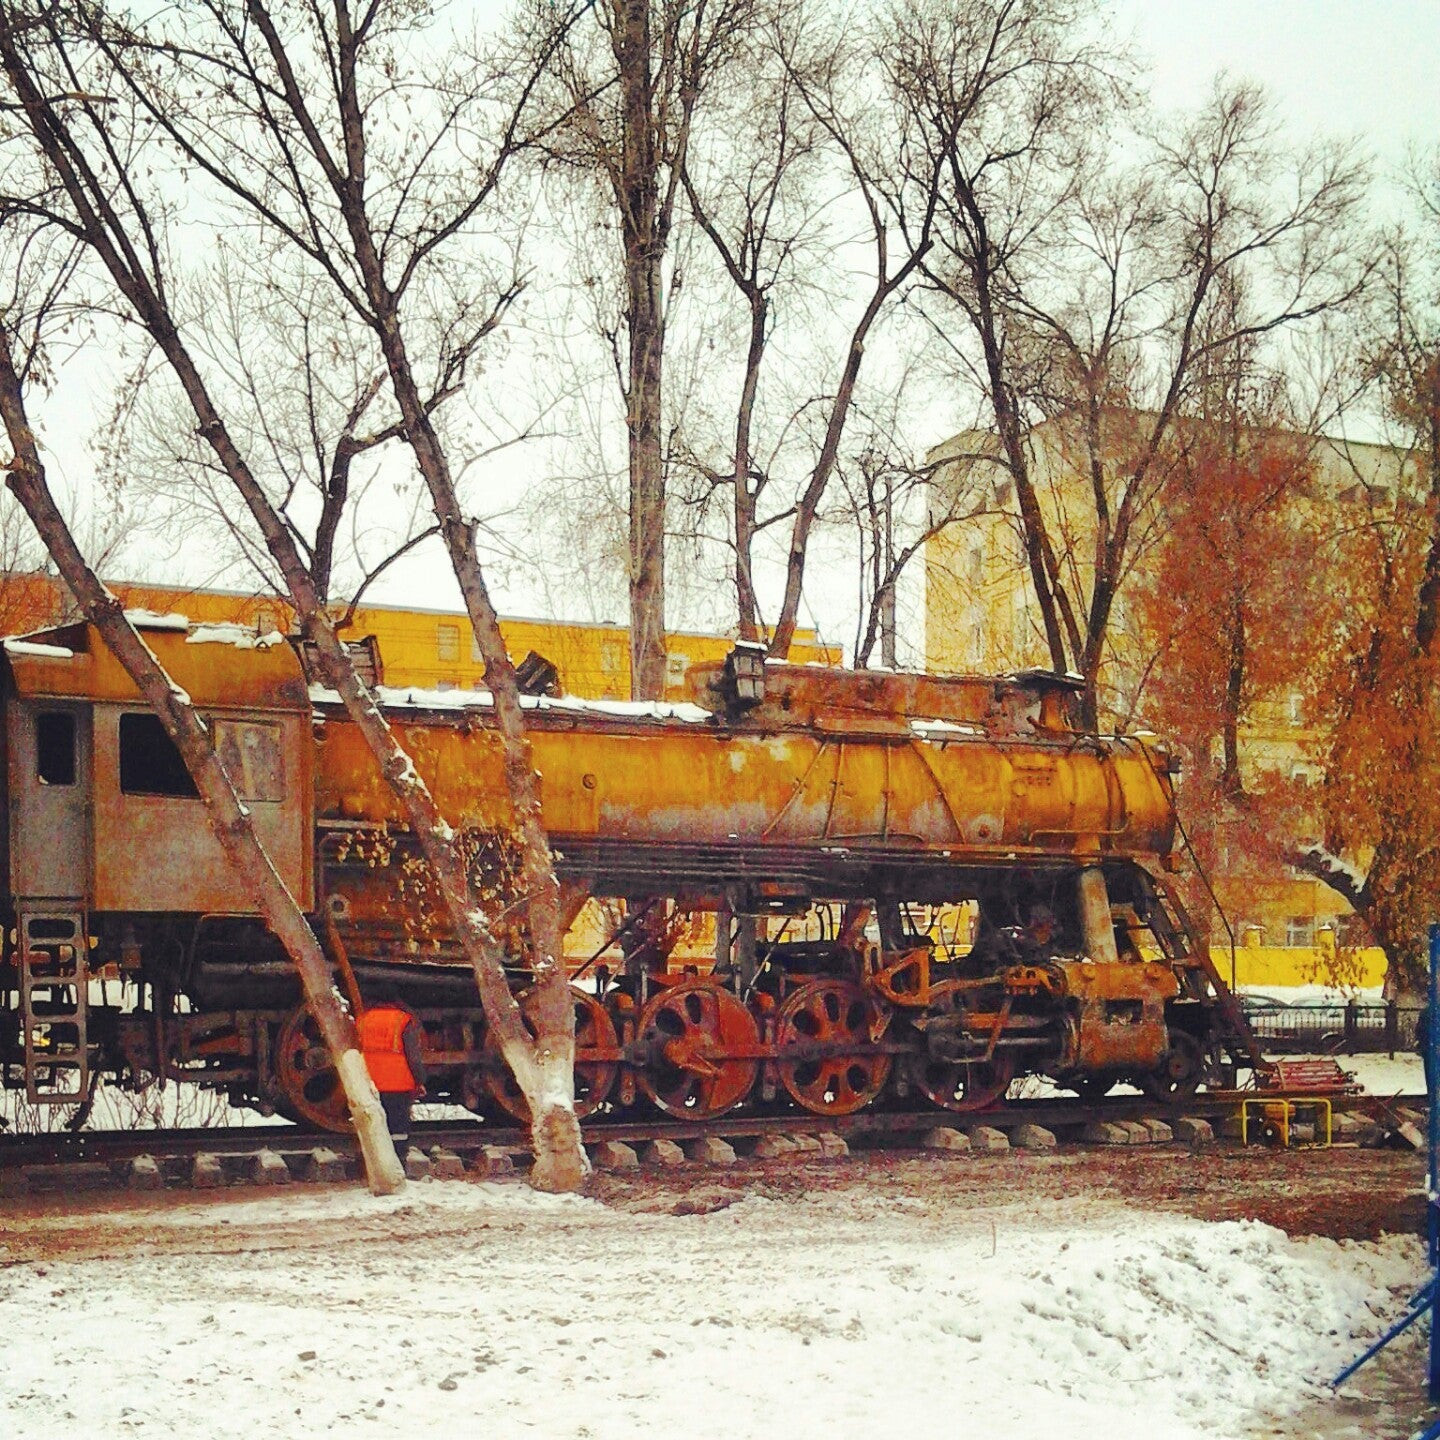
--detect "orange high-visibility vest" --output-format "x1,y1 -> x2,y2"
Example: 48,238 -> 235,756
358,1005 -> 417,1093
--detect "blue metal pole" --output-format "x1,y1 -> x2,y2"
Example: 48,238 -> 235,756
1332,1283 -> 1437,1389
1428,923 -> 1440,1401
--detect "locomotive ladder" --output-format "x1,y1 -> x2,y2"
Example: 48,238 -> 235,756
18,908 -> 90,1104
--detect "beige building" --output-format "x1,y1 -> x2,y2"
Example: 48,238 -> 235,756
923,413 -> 1411,987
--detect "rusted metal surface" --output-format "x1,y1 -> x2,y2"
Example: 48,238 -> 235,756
311,672 -> 1180,920
1056,959 -> 1178,1072
634,980 -> 761,1118
772,978 -> 893,1115
687,660 -> 1090,738
3,619 -> 312,915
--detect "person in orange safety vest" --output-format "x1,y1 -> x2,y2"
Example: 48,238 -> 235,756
358,994 -> 427,1154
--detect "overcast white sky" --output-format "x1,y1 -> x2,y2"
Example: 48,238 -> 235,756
380,2 -> 1440,638
1121,0 -> 1439,174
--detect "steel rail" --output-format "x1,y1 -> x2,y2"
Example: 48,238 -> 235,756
1,1089 -> 1420,1179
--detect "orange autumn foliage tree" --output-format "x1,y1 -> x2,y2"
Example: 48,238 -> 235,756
1133,431 -> 1336,941
1309,351 -> 1440,993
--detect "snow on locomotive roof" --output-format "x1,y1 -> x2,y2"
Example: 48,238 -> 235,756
124,608 -> 191,631
909,718 -> 986,737
185,622 -> 289,650
308,682 -> 715,725
1,637 -> 75,659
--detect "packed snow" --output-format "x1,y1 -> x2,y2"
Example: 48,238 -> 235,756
123,609 -> 191,631
0,638 -> 74,659
0,1178 -> 1422,1440
186,624 -> 288,650
307,681 -> 716,724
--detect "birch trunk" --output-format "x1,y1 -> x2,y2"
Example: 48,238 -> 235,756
299,2 -> 586,1190
0,326 -> 403,1195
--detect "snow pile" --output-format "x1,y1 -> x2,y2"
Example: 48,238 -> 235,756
1,638 -> 74,659
0,1185 -> 1418,1439
308,681 -> 715,724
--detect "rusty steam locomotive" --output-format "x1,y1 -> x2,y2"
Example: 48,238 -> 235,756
0,615 -> 1256,1131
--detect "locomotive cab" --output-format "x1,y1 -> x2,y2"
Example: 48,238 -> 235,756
1,614 -> 314,1105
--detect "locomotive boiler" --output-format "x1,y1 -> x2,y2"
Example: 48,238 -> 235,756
0,615 -> 1257,1131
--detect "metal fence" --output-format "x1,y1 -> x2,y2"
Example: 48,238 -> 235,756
1242,999 -> 1423,1056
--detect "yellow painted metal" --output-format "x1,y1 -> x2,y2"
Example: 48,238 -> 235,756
1240,1096 -> 1333,1148
0,574 -> 839,700
4,620 -> 311,711
311,700 -> 1179,864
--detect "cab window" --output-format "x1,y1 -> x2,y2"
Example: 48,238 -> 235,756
119,712 -> 199,798
36,711 -> 76,786
213,719 -> 285,803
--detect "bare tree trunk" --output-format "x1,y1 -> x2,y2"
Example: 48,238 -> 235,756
1221,591 -> 1246,796
312,3 -> 584,1189
0,326 -> 404,1194
614,0 -> 668,700
879,470 -> 896,668
732,292 -> 767,643
768,224 -> 933,659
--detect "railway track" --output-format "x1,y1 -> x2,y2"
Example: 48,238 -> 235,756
1,1088 -> 1420,1194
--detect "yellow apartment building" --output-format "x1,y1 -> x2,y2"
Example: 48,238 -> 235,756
0,573 -> 839,700
923,414 -> 1410,989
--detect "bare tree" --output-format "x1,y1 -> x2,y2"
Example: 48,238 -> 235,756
0,286 -> 405,1193
105,249 -> 441,609
534,0 -> 757,695
677,1 -> 941,657
895,0 -> 1368,726
0,1 -> 589,1188
830,426 -> 968,670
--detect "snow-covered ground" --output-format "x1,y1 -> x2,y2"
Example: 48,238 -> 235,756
0,1178 -> 1423,1440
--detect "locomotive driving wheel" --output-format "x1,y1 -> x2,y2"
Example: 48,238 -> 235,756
274,1004 -> 351,1133
773,978 -> 892,1115
906,980 -> 1014,1113
1141,1030 -> 1204,1103
481,986 -> 619,1122
635,979 -> 759,1119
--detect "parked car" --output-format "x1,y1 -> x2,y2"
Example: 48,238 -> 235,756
1237,992 -> 1291,1041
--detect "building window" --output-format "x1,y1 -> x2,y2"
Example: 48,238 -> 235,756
1338,916 -> 1369,948
437,623 -> 460,663
119,712 -> 199,798
36,711 -> 76,787
1010,600 -> 1029,658
1285,915 -> 1315,948
1286,691 -> 1304,725
665,652 -> 688,683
